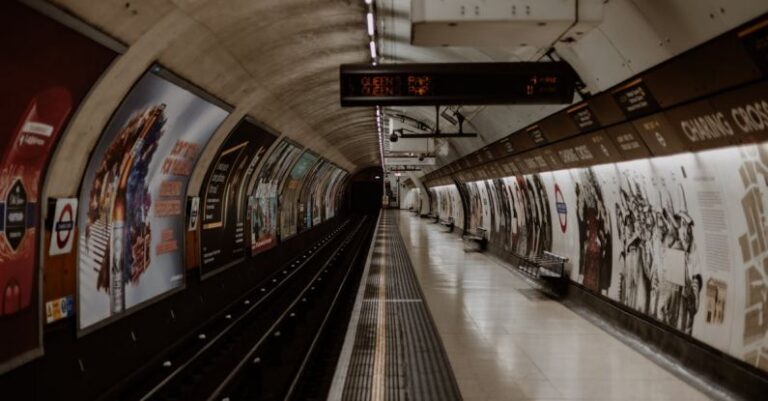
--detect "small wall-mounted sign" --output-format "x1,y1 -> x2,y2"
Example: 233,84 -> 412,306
49,198 -> 77,256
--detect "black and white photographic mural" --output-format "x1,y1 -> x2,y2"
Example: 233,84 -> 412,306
575,168 -> 612,295
447,141 -> 768,373
431,184 -> 464,230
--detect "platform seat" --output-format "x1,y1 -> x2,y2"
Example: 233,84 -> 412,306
462,227 -> 487,251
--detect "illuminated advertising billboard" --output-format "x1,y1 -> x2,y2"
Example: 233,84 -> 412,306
199,118 -> 276,277
250,140 -> 303,255
298,160 -> 329,231
77,67 -> 229,331
279,151 -> 318,239
0,2 -> 116,372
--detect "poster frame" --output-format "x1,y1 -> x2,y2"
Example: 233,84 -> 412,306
74,63 -> 232,336
278,150 -> 320,241
1,0 -> 123,373
197,116 -> 278,280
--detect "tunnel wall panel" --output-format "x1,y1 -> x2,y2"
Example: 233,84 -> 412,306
0,1 -> 117,373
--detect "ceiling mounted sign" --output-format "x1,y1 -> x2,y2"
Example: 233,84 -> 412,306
340,62 -> 575,106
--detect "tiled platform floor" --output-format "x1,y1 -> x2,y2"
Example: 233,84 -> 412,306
395,211 -> 712,401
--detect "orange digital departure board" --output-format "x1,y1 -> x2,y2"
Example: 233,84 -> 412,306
340,62 -> 575,106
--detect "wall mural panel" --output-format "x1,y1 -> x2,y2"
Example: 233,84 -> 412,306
456,142 -> 768,371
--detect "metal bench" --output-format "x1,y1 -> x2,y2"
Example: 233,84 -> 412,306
514,250 -> 568,280
438,217 -> 455,233
462,227 -> 487,252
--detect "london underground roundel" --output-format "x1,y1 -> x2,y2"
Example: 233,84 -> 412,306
555,184 -> 567,233
49,198 -> 77,256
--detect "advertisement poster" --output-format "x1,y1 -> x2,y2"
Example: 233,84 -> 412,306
324,169 -> 347,220
279,151 -> 319,240
199,119 -> 276,277
309,163 -> 335,226
432,184 -> 464,230
250,140 -> 303,255
0,2 -> 116,372
77,67 -> 229,330
298,160 -> 327,232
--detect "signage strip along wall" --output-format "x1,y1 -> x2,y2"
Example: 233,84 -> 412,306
424,13 -> 768,185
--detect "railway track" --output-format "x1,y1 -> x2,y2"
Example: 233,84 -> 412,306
101,216 -> 375,401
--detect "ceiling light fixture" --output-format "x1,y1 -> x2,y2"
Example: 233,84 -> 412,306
367,12 -> 374,36
369,40 -> 377,59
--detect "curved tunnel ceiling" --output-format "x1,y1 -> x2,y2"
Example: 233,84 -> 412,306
46,0 -> 768,179
51,0 -> 381,172
376,0 -> 768,177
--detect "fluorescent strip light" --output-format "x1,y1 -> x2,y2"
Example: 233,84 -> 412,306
369,40 -> 377,59
367,13 -> 374,36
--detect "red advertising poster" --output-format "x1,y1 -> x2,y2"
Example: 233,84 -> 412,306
0,2 -> 116,372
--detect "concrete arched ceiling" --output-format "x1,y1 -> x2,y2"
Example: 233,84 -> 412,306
376,0 -> 768,177
49,0 -> 381,172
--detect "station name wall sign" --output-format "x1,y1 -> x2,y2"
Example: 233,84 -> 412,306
340,62 -> 575,106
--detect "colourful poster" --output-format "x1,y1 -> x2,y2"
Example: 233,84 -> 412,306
77,67 -> 229,330
308,163 -> 335,226
250,140 -> 303,255
324,169 -> 347,220
279,151 -> 319,240
297,160 -> 328,232
0,2 -> 116,371
199,119 -> 276,277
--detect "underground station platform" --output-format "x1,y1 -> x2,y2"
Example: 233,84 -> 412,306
3,0 -> 768,400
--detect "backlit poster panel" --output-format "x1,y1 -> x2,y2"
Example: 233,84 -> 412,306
199,118 -> 276,277
77,67 -> 229,330
715,143 -> 768,370
0,2 -> 116,371
309,164 -> 335,226
298,160 -> 327,232
280,151 -> 319,239
324,169 -> 346,220
432,184 -> 463,230
250,140 -> 303,255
